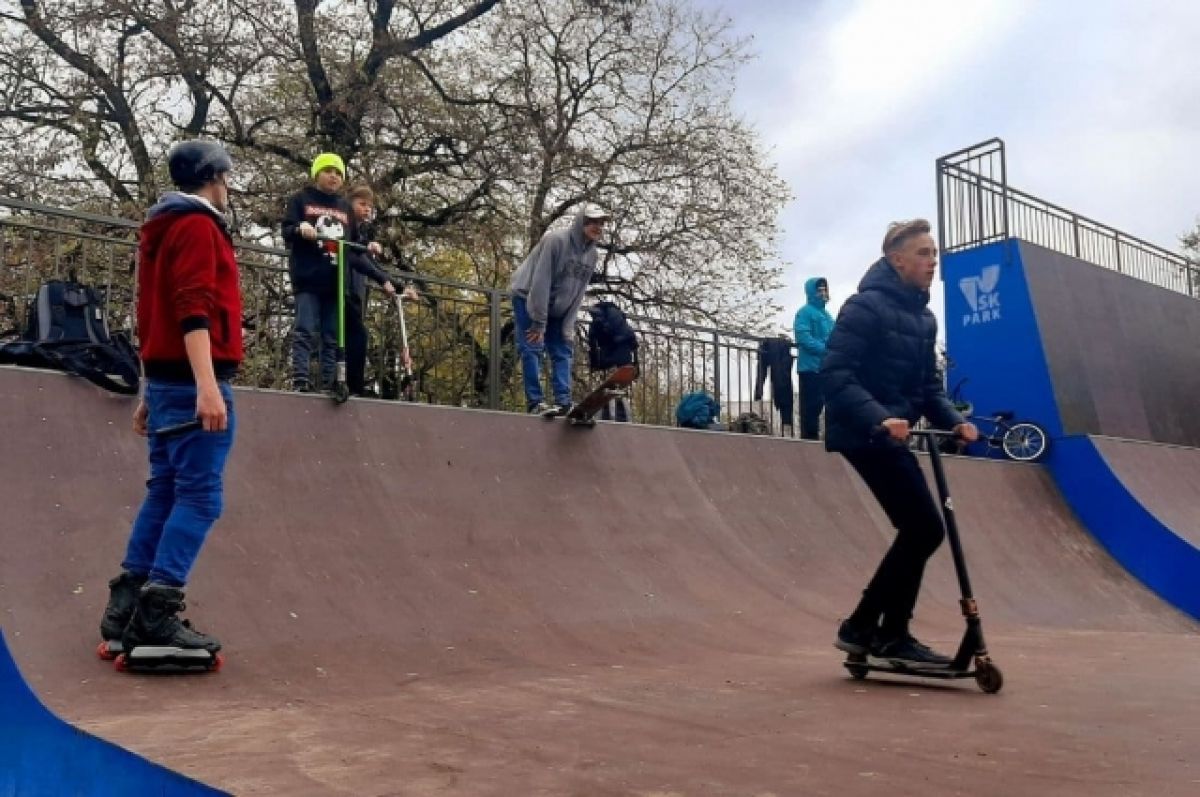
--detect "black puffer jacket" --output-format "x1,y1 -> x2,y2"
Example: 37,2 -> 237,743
821,257 -> 962,452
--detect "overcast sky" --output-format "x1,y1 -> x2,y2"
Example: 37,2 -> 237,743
693,0 -> 1200,330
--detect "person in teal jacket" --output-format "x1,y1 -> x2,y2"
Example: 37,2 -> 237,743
793,277 -> 834,439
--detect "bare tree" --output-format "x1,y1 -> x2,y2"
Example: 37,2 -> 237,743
0,0 -> 500,211
435,0 -> 790,328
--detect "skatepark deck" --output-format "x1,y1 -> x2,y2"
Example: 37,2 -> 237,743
1,365 -> 1197,796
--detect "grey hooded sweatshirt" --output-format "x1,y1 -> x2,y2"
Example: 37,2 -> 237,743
510,210 -> 600,338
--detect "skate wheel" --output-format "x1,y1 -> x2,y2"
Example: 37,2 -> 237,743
974,660 -> 1003,694
96,640 -> 115,661
113,653 -> 129,672
210,653 -> 225,673
845,653 -> 869,681
331,384 -> 350,404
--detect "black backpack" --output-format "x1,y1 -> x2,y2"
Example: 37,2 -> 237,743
0,279 -> 140,395
586,301 -> 639,371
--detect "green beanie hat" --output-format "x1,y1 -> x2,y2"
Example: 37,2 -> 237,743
311,152 -> 346,179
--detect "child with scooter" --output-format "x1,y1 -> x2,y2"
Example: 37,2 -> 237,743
282,153 -> 353,393
345,184 -> 418,398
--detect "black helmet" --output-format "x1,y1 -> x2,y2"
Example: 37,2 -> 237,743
168,140 -> 233,188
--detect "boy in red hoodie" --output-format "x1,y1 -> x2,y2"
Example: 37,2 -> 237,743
98,140 -> 241,655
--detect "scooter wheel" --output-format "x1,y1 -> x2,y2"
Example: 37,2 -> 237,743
974,661 -> 1004,694
331,384 -> 350,405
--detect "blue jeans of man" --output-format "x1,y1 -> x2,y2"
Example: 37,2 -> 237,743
122,380 -> 236,587
512,296 -> 572,409
292,291 -> 338,387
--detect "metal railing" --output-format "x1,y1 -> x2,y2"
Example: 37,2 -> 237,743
0,195 -> 799,434
937,138 -> 1197,298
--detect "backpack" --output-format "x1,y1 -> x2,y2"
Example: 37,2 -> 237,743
730,412 -> 770,435
676,391 -> 720,429
0,279 -> 140,395
586,301 -> 639,370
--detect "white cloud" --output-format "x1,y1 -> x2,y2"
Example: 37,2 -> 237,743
698,0 -> 1200,331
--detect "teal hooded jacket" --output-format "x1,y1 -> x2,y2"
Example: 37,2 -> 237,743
793,277 -> 834,374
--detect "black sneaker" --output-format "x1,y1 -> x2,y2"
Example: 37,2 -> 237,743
871,634 -> 953,668
99,571 -> 148,641
834,619 -> 875,655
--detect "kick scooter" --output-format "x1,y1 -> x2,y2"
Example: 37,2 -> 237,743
843,428 -> 1004,694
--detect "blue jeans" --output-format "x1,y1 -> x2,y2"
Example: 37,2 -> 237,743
292,291 -> 338,387
512,296 -> 572,408
122,380 -> 236,587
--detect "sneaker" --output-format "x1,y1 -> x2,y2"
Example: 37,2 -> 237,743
292,378 -> 311,393
833,619 -> 875,655
99,571 -> 148,641
549,402 -> 573,417
871,634 -> 953,668
528,402 -> 551,415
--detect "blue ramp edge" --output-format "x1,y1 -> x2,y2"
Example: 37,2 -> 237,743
1048,437 -> 1200,621
0,629 -> 229,797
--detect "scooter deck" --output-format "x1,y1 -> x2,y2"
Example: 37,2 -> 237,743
843,653 -> 974,679
842,651 -> 1003,692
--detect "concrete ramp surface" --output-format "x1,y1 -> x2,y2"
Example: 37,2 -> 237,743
1,366 -> 1197,796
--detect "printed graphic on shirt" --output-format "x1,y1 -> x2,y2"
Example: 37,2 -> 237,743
303,205 -> 350,240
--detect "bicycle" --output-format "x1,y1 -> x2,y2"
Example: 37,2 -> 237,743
948,379 -> 1050,462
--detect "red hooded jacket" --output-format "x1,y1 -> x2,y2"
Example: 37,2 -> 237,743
137,194 -> 243,381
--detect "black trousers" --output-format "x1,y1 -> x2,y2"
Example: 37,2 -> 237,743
798,371 -> 824,440
346,295 -> 369,395
843,445 -> 946,638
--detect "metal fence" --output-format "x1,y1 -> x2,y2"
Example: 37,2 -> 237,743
0,195 -> 799,434
936,138 -> 1197,298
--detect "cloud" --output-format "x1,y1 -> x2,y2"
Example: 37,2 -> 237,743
700,0 -> 1200,331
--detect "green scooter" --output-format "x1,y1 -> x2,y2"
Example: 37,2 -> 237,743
317,235 -> 370,405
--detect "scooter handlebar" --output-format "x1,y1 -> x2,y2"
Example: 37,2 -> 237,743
315,236 -> 369,252
871,425 -> 961,442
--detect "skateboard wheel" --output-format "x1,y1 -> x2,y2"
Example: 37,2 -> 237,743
974,661 -> 1003,694
845,653 -> 868,680
210,653 -> 225,673
96,640 -> 114,661
331,384 -> 350,404
113,653 -> 129,672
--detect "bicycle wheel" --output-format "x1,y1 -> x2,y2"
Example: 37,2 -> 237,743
1002,422 -> 1049,462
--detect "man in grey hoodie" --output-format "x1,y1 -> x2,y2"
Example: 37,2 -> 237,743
510,204 -> 610,414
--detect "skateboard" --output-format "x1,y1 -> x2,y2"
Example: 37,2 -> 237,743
96,639 -> 223,673
547,364 -> 638,427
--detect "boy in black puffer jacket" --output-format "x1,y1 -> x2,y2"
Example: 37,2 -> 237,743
822,218 -> 979,668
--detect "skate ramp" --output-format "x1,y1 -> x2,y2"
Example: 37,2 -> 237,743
1022,242 -> 1200,448
1,365 -> 1198,796
1049,435 -> 1200,619
0,630 -> 229,796
944,239 -> 1200,618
